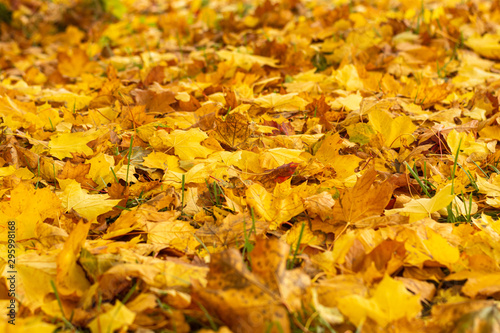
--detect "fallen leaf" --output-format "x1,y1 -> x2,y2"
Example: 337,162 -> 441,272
193,238 -> 310,333
56,220 -> 91,297
195,212 -> 267,249
0,182 -> 61,240
49,130 -> 103,160
149,128 -> 214,160
368,109 -> 416,148
57,179 -> 120,221
246,180 -> 305,230
332,167 -> 393,223
212,113 -> 250,149
337,274 -> 422,327
388,184 -> 455,222
88,301 -> 136,333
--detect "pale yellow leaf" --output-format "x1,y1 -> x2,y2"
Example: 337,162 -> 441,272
369,109 -> 416,148
88,301 -> 135,333
252,93 -> 309,111
337,275 -> 422,327
217,50 -> 278,71
259,148 -> 304,169
49,130 -> 102,159
149,128 -> 214,160
57,179 -> 120,221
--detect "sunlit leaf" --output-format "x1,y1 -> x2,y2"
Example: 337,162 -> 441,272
337,275 -> 422,326
57,179 -> 120,221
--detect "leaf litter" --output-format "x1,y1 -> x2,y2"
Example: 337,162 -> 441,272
2,0 -> 500,332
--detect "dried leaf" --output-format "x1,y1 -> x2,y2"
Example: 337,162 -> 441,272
213,113 -> 250,148
332,167 -> 393,223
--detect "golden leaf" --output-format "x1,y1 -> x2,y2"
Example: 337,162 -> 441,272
56,220 -> 91,297
337,275 -> 422,327
149,128 -> 214,160
49,130 -> 102,160
57,179 -> 120,221
332,167 -> 393,223
212,113 -> 250,149
0,183 -> 61,241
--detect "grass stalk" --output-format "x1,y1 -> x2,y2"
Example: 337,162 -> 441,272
125,135 -> 134,186
447,138 -> 462,222
288,222 -> 306,269
181,174 -> 186,211
50,280 -> 78,331
404,162 -> 431,198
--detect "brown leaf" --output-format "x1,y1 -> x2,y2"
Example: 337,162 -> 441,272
177,95 -> 201,111
59,161 -> 97,189
125,105 -> 155,126
143,66 -> 166,86
223,87 -> 238,110
332,167 -> 394,223
193,238 -> 310,333
212,113 -> 250,149
193,247 -> 290,333
431,301 -> 498,332
132,89 -> 176,114
195,212 -> 267,248
143,188 -> 180,211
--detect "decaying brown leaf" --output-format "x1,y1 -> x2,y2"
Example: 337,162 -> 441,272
332,167 -> 394,224
193,238 -> 310,333
212,113 -> 250,149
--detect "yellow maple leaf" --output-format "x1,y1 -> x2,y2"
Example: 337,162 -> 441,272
88,301 -> 135,333
86,153 -> 116,186
0,183 -> 61,241
315,133 -> 363,179
39,89 -> 93,110
252,93 -> 309,111
368,109 -> 416,148
56,220 -> 91,297
163,163 -> 212,189
447,129 -> 490,158
149,128 -> 214,160
304,191 -> 336,221
284,69 -> 336,95
332,168 -> 393,223
0,96 -> 61,131
146,221 -> 200,252
398,221 -> 460,268
465,34 -> 500,60
142,151 -> 183,172
337,274 -> 422,327
259,148 -> 304,170
217,49 -> 279,71
246,180 -> 304,230
0,165 -> 34,180
387,184 -> 455,223
285,222 -> 324,250
57,48 -> 99,78
315,132 -> 344,160
461,273 -> 500,298
333,64 -> 364,91
49,130 -> 102,160
57,179 -> 120,221
0,316 -> 57,332
12,251 -> 58,312
193,238 -> 310,332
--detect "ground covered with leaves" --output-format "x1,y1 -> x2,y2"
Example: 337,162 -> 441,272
2,0 -> 500,331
